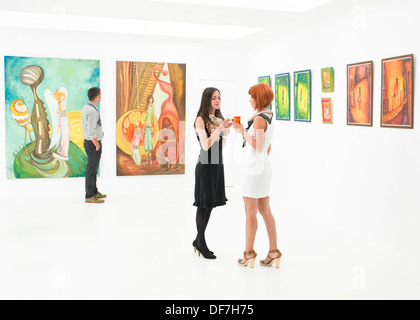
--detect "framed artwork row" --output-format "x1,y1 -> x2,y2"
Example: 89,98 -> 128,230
259,53 -> 414,128
262,71 -> 314,123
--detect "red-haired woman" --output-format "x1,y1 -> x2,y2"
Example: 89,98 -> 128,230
232,83 -> 282,268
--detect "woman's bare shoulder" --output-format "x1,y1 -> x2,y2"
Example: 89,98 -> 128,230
254,115 -> 268,130
195,116 -> 205,127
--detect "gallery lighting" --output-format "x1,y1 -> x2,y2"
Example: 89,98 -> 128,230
0,10 -> 260,40
148,0 -> 334,12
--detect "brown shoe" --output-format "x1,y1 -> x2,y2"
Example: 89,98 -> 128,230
260,249 -> 282,268
95,192 -> 107,199
85,196 -> 105,204
237,250 -> 257,268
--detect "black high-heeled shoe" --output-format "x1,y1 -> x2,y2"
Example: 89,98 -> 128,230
193,240 -> 214,255
193,241 -> 216,259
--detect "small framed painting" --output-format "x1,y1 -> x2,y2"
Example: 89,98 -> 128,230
258,75 -> 272,110
321,67 -> 334,93
294,70 -> 311,122
321,98 -> 333,124
347,61 -> 373,126
275,73 -> 290,120
381,54 -> 414,129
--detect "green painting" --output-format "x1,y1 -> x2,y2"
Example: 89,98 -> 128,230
275,73 -> 290,120
4,56 -> 100,179
258,75 -> 272,110
294,70 -> 311,122
321,67 -> 334,93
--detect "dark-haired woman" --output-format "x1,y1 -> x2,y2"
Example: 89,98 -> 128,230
193,87 -> 231,259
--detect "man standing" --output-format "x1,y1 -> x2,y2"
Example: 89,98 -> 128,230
81,87 -> 106,203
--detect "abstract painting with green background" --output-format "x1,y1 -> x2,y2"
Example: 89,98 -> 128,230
294,70 -> 311,122
258,75 -> 272,110
275,73 -> 290,120
4,56 -> 100,179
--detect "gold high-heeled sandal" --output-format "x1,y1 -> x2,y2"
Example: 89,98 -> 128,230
260,249 -> 282,268
237,250 -> 257,268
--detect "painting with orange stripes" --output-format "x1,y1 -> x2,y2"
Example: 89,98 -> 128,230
116,61 -> 186,176
347,61 -> 373,127
381,54 -> 414,129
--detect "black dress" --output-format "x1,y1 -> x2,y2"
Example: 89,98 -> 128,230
193,126 -> 228,209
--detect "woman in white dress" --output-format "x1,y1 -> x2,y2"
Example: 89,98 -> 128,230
232,83 -> 282,268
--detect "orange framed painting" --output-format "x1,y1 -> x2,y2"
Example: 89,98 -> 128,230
381,54 -> 414,129
321,98 -> 333,124
116,61 -> 186,176
347,61 -> 373,127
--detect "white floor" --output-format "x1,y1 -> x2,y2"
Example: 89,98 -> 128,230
1,185 -> 420,300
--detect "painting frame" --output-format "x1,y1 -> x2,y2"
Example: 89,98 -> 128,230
116,61 -> 186,177
380,54 -> 414,129
321,98 -> 333,124
321,67 -> 334,93
258,75 -> 272,110
4,55 -> 100,179
275,72 -> 290,121
347,60 -> 373,127
294,69 -> 312,122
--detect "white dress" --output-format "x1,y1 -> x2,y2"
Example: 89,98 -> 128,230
240,115 -> 274,199
53,110 -> 70,161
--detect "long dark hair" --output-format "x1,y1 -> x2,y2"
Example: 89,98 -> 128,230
194,87 -> 224,129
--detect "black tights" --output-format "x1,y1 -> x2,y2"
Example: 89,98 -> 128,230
195,207 -> 213,251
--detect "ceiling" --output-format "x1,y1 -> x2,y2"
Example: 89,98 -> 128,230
0,0 -> 338,40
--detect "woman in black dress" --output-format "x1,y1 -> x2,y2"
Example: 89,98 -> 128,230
193,87 -> 231,259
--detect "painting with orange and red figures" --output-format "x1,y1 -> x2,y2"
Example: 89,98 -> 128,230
347,61 -> 373,127
116,61 -> 186,176
321,98 -> 333,124
381,54 -> 414,129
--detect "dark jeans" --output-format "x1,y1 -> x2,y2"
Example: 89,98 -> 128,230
84,139 -> 102,199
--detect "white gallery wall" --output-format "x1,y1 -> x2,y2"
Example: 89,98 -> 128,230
238,0 -> 420,267
0,0 -> 419,278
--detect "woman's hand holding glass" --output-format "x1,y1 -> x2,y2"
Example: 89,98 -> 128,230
232,121 -> 245,136
218,119 -> 232,136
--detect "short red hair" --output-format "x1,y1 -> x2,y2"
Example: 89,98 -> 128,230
248,83 -> 274,111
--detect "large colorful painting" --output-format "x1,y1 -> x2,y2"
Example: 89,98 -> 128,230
294,70 -> 311,122
116,61 -> 186,176
347,61 -> 373,126
275,73 -> 290,121
258,75 -> 272,110
381,54 -> 414,129
4,56 -> 100,179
